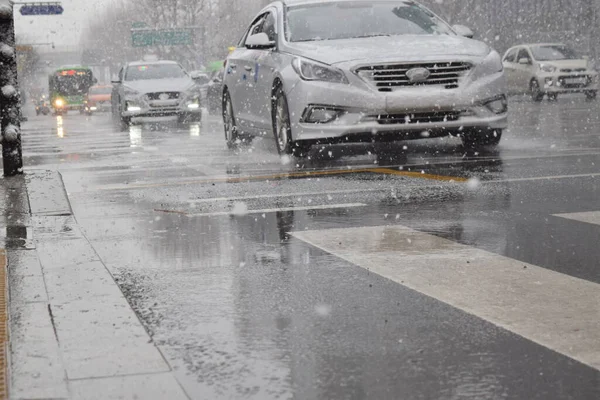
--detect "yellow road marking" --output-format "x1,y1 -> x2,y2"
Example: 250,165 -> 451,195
101,167 -> 464,191
0,249 -> 7,400
372,168 -> 468,182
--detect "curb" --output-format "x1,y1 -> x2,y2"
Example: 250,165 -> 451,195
0,249 -> 6,400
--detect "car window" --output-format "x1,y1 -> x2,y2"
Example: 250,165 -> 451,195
286,1 -> 453,42
517,49 -> 531,63
90,87 -> 112,95
531,45 -> 579,61
262,12 -> 277,42
504,49 -> 517,63
242,14 -> 267,46
124,64 -> 187,81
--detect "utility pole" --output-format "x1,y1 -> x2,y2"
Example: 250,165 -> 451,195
0,0 -> 23,176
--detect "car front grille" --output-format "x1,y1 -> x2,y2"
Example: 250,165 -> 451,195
375,111 -> 462,125
558,75 -> 591,89
560,68 -> 586,73
146,92 -> 180,100
356,62 -> 472,91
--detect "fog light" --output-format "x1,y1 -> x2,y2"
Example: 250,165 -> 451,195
484,96 -> 507,114
54,98 -> 65,108
187,103 -> 200,109
303,106 -> 346,124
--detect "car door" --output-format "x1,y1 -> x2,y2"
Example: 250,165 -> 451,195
502,48 -> 519,94
514,48 -> 535,93
248,9 -> 280,131
227,14 -> 267,132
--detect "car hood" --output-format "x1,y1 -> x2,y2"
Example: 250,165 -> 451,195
285,35 -> 491,65
123,78 -> 195,94
538,59 -> 591,69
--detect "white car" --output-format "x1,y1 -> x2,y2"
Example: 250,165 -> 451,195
503,43 -> 599,101
112,61 -> 203,130
222,0 -> 507,155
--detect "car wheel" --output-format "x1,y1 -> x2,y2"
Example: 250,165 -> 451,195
117,109 -> 130,131
547,93 -> 558,102
223,91 -> 240,149
462,129 -> 502,148
272,85 -> 311,157
585,90 -> 597,100
530,79 -> 544,102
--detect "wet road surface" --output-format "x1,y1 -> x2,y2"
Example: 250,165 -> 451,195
20,96 -> 600,399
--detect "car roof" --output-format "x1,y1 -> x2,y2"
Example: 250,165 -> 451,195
126,60 -> 179,67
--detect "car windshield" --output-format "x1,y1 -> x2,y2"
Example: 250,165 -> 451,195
531,45 -> 580,61
125,64 -> 187,80
286,1 -> 454,42
89,87 -> 112,95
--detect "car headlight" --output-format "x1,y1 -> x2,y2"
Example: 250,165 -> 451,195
54,98 -> 64,107
292,58 -> 348,84
539,64 -> 556,73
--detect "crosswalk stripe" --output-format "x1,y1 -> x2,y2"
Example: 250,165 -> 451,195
555,211 -> 600,226
292,225 -> 600,370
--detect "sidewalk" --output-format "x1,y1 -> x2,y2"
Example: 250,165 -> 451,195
1,171 -> 189,399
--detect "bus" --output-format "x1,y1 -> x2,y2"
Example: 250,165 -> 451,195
49,66 -> 97,115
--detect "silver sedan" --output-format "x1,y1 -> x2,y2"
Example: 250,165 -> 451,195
223,0 -> 508,155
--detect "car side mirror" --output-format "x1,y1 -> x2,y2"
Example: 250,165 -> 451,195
518,58 -> 531,65
452,25 -> 474,39
245,32 -> 276,50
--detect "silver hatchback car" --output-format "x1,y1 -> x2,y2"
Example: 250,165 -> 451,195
223,0 -> 508,155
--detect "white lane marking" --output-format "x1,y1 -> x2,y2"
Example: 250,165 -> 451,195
188,203 -> 366,217
189,189 -> 383,204
554,211 -> 600,226
292,225 -> 600,370
484,172 -> 600,184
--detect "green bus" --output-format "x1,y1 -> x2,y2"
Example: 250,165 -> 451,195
49,66 -> 97,115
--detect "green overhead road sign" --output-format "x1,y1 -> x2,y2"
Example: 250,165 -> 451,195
132,22 -> 148,29
132,29 -> 193,47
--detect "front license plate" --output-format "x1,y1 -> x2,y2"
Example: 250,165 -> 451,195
565,78 -> 586,85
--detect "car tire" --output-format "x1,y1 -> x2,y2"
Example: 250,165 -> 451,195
547,93 -> 558,101
272,85 -> 311,157
223,90 -> 240,149
530,79 -> 544,102
462,129 -> 502,148
585,90 -> 597,100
